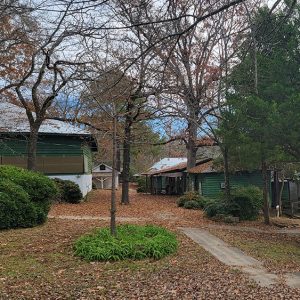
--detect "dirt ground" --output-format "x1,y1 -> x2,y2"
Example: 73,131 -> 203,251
1,189 -> 300,299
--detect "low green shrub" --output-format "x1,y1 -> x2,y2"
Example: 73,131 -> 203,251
231,186 -> 263,220
204,186 -> 263,221
0,166 -> 57,229
177,192 -> 199,207
74,224 -> 178,261
0,180 -> 38,229
204,200 -> 228,218
0,192 -> 17,229
92,181 -> 97,190
136,177 -> 147,193
0,165 -> 58,203
53,178 -> 82,204
183,200 -> 202,209
177,192 -> 211,210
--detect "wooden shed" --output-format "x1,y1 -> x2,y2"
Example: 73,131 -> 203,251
92,163 -> 119,189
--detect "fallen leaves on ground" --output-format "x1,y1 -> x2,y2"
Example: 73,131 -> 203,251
1,189 -> 300,299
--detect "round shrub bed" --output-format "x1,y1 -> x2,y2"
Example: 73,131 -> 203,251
74,224 -> 178,261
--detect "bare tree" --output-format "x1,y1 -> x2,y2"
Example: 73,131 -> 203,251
0,1 -> 108,170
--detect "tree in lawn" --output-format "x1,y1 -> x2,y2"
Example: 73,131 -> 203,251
221,4 -> 300,224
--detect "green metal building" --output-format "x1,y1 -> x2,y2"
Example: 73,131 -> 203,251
0,103 -> 97,196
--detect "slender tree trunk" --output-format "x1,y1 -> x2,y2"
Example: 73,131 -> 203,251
186,103 -> 198,191
121,116 -> 132,205
27,124 -> 40,171
262,160 -> 270,225
110,115 -> 117,236
223,146 -> 231,201
279,177 -> 284,216
186,109 -> 198,191
116,138 -> 121,172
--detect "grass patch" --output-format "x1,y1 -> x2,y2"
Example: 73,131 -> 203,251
74,224 -> 178,261
236,240 -> 300,263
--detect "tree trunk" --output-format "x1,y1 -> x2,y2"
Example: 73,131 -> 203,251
116,138 -> 121,172
278,177 -> 284,216
27,125 -> 39,171
121,115 -> 132,205
223,146 -> 231,201
186,113 -> 198,191
110,115 -> 117,236
262,160 -> 270,225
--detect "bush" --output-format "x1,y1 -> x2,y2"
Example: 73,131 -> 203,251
204,200 -> 228,218
0,165 -> 58,203
183,200 -> 202,209
204,186 -> 263,221
136,177 -> 147,193
231,186 -> 263,220
177,192 -> 200,207
74,224 -> 178,261
0,166 -> 57,229
177,192 -> 211,210
53,178 -> 82,204
0,180 -> 38,229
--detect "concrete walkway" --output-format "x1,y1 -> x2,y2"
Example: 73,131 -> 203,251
180,228 -> 300,288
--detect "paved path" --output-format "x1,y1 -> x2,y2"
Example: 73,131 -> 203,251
180,227 -> 300,288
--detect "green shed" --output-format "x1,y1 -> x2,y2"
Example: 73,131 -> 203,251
0,103 -> 97,196
189,161 -> 266,198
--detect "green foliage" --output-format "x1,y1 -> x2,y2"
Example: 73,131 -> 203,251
231,186 -> 263,220
204,186 -> 263,221
177,192 -> 200,207
204,200 -> 228,218
177,192 -> 211,210
92,181 -> 97,190
53,178 -> 82,204
136,177 -> 147,193
0,165 -> 58,203
183,200 -> 201,210
220,7 -> 300,165
0,180 -> 38,229
0,166 -> 57,229
74,224 -> 178,261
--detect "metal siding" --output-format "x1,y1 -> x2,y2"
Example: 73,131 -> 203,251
199,172 -> 264,198
82,144 -> 93,174
0,136 -> 83,156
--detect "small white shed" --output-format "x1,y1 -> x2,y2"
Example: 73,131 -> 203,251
92,163 -> 119,189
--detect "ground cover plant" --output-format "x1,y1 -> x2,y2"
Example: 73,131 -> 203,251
74,224 -> 178,261
0,165 -> 57,229
177,192 -> 211,210
53,178 -> 82,203
204,186 -> 264,221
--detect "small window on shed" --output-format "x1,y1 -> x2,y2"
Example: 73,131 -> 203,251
100,164 -> 106,170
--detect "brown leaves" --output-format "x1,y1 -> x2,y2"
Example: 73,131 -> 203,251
1,189 -> 300,298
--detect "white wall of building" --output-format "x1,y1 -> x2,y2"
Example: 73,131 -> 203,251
49,174 -> 92,197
